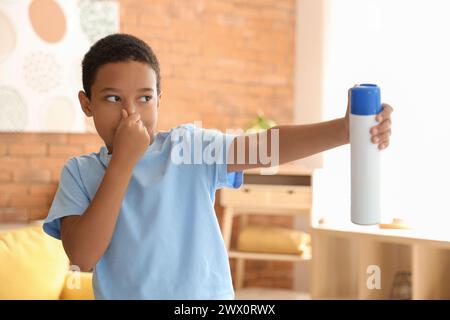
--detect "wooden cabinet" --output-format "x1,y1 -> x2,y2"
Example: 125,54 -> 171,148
311,225 -> 450,299
219,165 -> 313,297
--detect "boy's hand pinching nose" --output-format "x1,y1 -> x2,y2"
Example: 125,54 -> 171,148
112,109 -> 151,164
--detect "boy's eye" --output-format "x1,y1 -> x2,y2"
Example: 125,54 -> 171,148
139,96 -> 153,103
106,95 -> 121,103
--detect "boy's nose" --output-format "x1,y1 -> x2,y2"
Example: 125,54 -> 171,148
124,104 -> 137,115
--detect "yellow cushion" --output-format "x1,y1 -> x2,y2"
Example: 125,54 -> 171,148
0,225 -> 69,299
59,271 -> 95,300
237,225 -> 311,256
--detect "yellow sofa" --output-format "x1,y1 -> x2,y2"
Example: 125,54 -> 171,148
0,225 -> 94,300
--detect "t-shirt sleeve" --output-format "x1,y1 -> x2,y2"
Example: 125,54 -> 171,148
43,158 -> 90,240
200,127 -> 244,190
215,131 -> 243,190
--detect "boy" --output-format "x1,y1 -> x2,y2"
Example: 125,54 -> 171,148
43,34 -> 393,299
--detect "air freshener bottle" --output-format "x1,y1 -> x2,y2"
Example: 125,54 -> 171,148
350,84 -> 382,225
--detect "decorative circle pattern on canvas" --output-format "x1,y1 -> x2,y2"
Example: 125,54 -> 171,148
23,51 -> 61,93
0,86 -> 28,131
43,96 -> 76,132
28,0 -> 66,43
78,0 -> 118,44
0,11 -> 16,61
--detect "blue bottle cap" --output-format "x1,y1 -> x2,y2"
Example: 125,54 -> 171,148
350,84 -> 382,116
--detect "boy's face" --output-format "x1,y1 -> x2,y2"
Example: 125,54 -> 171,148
78,60 -> 161,153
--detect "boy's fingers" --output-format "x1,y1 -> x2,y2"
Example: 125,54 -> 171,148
127,113 -> 141,123
121,109 -> 128,119
376,103 -> 393,121
378,140 -> 389,150
372,129 -> 391,144
382,103 -> 394,114
371,119 -> 391,134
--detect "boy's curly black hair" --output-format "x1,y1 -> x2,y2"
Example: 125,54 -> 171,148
81,33 -> 161,99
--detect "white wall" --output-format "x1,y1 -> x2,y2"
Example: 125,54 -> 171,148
314,0 -> 450,228
294,0 -> 325,170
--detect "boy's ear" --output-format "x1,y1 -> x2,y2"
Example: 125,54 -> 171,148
78,90 -> 93,116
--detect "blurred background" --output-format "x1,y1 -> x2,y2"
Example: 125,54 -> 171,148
1,0 -> 449,300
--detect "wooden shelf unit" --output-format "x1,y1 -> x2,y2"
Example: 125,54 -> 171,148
228,250 -> 311,262
219,165 -> 313,294
311,225 -> 450,299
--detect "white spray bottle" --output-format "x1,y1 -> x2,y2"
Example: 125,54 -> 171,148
350,84 -> 382,225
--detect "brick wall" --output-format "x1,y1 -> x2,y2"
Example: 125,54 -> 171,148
0,133 -> 104,223
0,0 -> 296,290
120,0 -> 295,131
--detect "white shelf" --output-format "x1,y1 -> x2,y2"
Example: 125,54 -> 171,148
229,250 -> 311,262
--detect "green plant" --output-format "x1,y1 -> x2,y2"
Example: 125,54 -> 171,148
244,112 -> 277,134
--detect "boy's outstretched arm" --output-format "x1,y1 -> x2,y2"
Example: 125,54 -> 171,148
227,102 -> 393,172
60,110 -> 150,272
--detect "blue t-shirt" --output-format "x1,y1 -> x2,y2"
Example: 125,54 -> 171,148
43,124 -> 243,299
